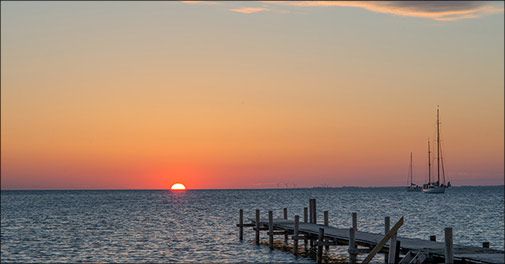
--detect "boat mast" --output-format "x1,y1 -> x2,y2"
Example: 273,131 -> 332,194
428,139 -> 431,184
410,152 -> 413,185
436,106 -> 440,184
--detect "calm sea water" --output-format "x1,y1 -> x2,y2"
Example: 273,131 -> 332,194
1,186 -> 504,263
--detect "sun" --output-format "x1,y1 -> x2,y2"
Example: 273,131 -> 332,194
170,183 -> 186,191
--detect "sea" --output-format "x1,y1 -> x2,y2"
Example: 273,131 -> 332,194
1,186 -> 504,263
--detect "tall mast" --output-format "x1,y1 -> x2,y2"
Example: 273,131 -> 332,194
428,139 -> 431,184
436,106 -> 440,184
410,152 -> 413,185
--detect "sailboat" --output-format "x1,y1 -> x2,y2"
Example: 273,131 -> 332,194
406,152 -> 421,191
422,106 -> 450,194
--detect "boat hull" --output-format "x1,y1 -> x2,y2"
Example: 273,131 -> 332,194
422,186 -> 445,193
407,186 -> 421,192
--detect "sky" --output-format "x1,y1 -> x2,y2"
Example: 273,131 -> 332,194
1,1 -> 504,189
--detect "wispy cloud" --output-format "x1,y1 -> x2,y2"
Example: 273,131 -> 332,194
283,1 -> 504,21
180,1 -> 218,5
229,7 -> 269,14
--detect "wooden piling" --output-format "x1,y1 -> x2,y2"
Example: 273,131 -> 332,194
394,240 -> 401,264
352,212 -> 357,231
313,199 -> 317,224
483,242 -> 490,248
430,235 -> 437,242
445,227 -> 453,264
317,227 -> 324,264
309,200 -> 314,224
388,233 -> 398,264
384,216 -> 390,263
324,211 -> 329,251
348,227 -> 357,264
303,207 -> 308,223
283,208 -> 288,245
239,209 -> 244,241
255,209 -> 260,245
268,210 -> 274,249
294,215 -> 300,256
303,207 -> 308,249
309,199 -> 315,250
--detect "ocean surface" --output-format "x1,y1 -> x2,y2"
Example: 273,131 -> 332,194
1,186 -> 504,263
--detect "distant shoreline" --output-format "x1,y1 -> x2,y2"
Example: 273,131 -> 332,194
1,185 -> 504,192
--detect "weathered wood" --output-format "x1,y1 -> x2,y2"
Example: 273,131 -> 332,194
483,242 -> 490,248
317,227 -> 324,264
283,208 -> 288,245
352,212 -> 358,231
309,199 -> 315,250
304,207 -> 308,223
255,209 -> 260,245
348,227 -> 357,264
324,211 -> 329,251
239,209 -> 244,241
398,251 -> 414,264
303,207 -> 309,251
445,227 -> 453,264
430,235 -> 437,242
394,240 -> 401,264
385,216 -> 390,263
388,233 -> 398,264
244,215 -> 503,264
268,210 -> 274,249
294,215 -> 299,255
309,199 -> 314,224
304,207 -> 308,249
362,217 -> 404,264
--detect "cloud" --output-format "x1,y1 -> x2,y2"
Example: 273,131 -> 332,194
180,1 -> 218,5
283,1 -> 504,21
229,7 -> 269,14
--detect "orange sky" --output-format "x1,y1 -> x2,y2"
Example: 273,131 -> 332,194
1,2 -> 503,189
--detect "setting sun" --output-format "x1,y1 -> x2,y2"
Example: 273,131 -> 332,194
170,183 -> 186,190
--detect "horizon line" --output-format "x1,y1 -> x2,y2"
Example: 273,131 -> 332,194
1,184 -> 504,192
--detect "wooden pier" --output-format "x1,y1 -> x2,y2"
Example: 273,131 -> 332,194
237,199 -> 504,264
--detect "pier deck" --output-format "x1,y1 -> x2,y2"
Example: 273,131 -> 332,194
237,199 -> 504,264
252,218 -> 504,263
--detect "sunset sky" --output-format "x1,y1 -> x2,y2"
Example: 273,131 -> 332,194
1,1 -> 503,189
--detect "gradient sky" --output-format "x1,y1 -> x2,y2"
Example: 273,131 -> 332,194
1,1 -> 504,189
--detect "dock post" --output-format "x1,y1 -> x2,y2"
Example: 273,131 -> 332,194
317,227 -> 324,264
283,208 -> 288,246
482,242 -> 490,248
309,199 -> 314,224
268,210 -> 274,249
348,227 -> 357,264
430,235 -> 436,241
304,207 -> 308,223
255,209 -> 260,245
445,227 -> 453,264
394,240 -> 401,264
388,233 -> 398,264
324,211 -> 329,251
309,199 -> 315,250
239,209 -> 244,241
384,216 -> 390,263
352,212 -> 358,231
303,207 -> 308,250
294,215 -> 300,256
313,199 -> 317,224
